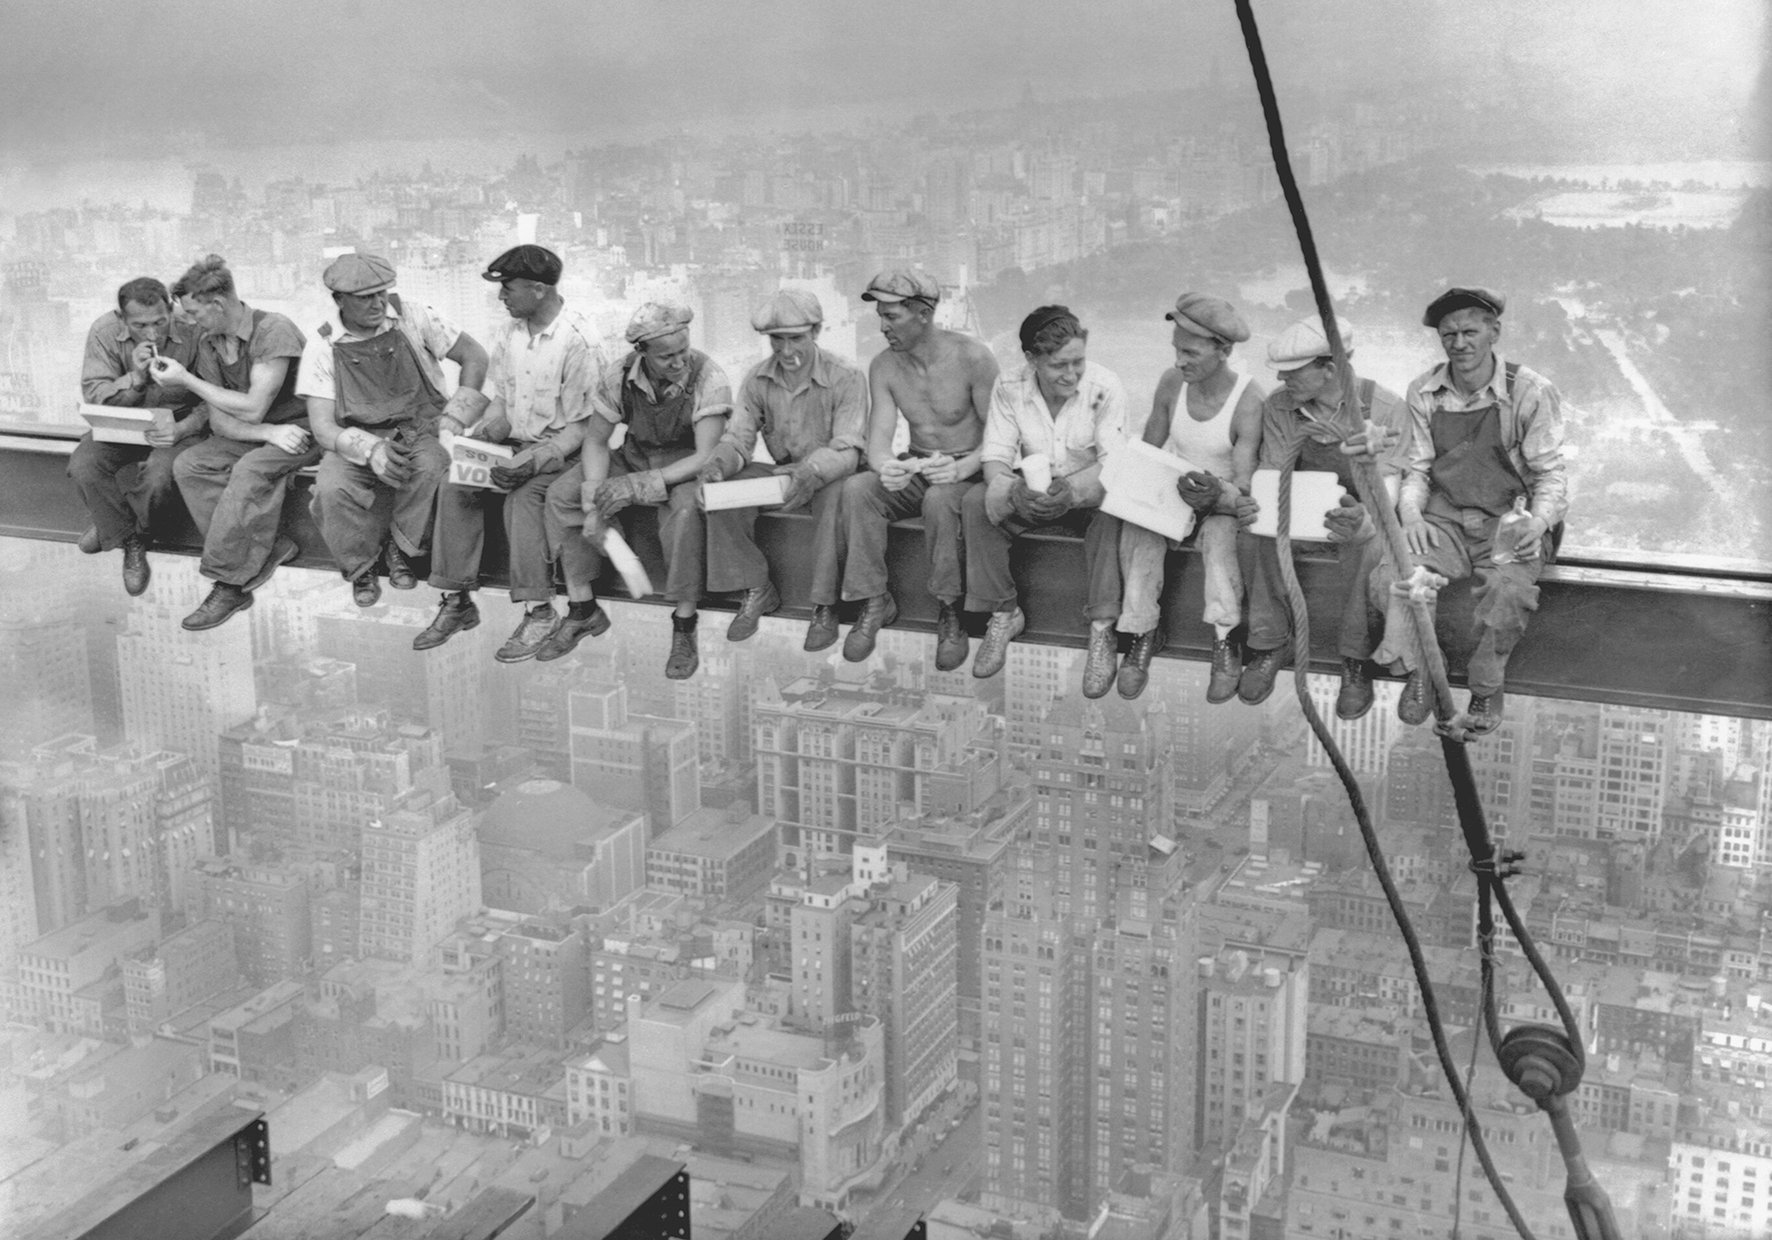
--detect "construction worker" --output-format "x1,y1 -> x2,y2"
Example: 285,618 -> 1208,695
69,276 -> 205,596
1371,286 -> 1568,734
1233,315 -> 1408,720
696,288 -> 867,644
298,252 -> 490,607
831,269 -> 998,666
963,305 -> 1127,693
548,300 -> 733,677
412,245 -> 604,662
1114,293 -> 1265,701
155,255 -> 314,630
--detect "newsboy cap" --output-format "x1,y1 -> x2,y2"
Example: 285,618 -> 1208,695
1422,286 -> 1506,328
481,245 -> 562,286
625,301 -> 694,344
322,252 -> 397,295
861,268 -> 941,306
1267,315 -> 1357,369
1165,292 -> 1249,344
751,288 -> 824,335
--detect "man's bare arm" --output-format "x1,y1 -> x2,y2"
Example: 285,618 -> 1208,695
863,354 -> 903,474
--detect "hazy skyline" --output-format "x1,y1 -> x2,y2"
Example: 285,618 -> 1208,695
2,0 -> 1765,163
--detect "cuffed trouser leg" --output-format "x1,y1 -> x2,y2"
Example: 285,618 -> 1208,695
961,483 -> 1019,613
703,463 -> 775,594
70,435 -> 153,550
1334,533 -> 1387,661
1080,508 -> 1122,624
503,465 -> 565,603
838,472 -> 917,602
1238,530 -> 1293,651
311,453 -> 388,581
805,478 -> 846,606
657,480 -> 706,605
428,480 -> 487,593
1457,512 -> 1543,694
175,435 -> 321,586
390,433 -> 449,557
1117,523 -> 1167,635
920,480 -> 969,604
1198,514 -> 1243,633
545,463 -> 603,599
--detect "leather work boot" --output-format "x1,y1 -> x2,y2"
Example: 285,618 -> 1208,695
1206,638 -> 1242,704
1336,658 -> 1375,720
121,536 -> 151,597
384,542 -> 418,590
972,607 -> 1025,679
1397,670 -> 1431,726
1082,624 -> 1118,700
1117,627 -> 1166,701
182,582 -> 253,631
1237,645 -> 1290,705
413,593 -> 480,651
536,604 -> 611,662
77,526 -> 102,554
843,593 -> 899,663
351,570 -> 382,608
1466,690 -> 1506,736
726,582 -> 779,643
804,605 -> 840,652
495,606 -> 561,664
934,600 -> 969,672
666,616 -> 700,680
243,535 -> 301,593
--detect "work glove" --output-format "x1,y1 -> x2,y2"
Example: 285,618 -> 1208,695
594,469 -> 667,520
1008,478 -> 1044,524
490,456 -> 539,491
1323,494 -> 1371,544
776,460 -> 823,512
698,446 -> 742,484
439,387 -> 491,437
1338,420 -> 1400,462
1178,471 -> 1222,514
1029,477 -> 1074,522
368,438 -> 414,486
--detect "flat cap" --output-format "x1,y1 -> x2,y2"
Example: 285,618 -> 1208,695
481,244 -> 562,286
751,288 -> 824,335
625,301 -> 694,344
861,268 -> 941,305
323,252 -> 396,295
1422,285 -> 1505,327
1165,292 -> 1249,344
1267,315 -> 1356,369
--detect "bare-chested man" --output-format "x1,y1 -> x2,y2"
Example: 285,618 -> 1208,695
817,269 -> 998,668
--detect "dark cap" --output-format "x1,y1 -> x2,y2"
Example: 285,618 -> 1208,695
861,268 -> 941,306
482,245 -> 562,286
1422,286 -> 1505,327
1165,292 -> 1249,344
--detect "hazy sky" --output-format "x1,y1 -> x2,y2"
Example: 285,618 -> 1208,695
0,0 -> 1765,159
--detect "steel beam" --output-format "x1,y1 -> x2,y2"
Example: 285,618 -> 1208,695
2,429 -> 1767,719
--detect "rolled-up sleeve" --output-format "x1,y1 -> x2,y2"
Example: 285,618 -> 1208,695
1089,371 -> 1128,459
691,359 -> 734,423
980,376 -> 1022,469
719,373 -> 767,467
799,365 -> 868,484
81,320 -> 140,406
590,355 -> 627,426
1513,374 -> 1569,527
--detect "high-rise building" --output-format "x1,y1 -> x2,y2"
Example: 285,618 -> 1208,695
190,858 -> 312,985
0,574 -> 95,757
1529,702 -> 1672,842
848,848 -> 959,1129
1193,946 -> 1308,1153
567,680 -> 700,837
358,786 -> 481,967
495,919 -> 590,1048
122,917 -> 239,1035
116,559 -> 256,778
314,605 -> 498,758
13,899 -> 160,1033
1004,644 -> 1078,753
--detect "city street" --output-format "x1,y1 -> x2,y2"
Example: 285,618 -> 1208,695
850,1099 -> 982,1240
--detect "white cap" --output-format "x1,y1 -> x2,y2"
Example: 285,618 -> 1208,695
1267,315 -> 1355,370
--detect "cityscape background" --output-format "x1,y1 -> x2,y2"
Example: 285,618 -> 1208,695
0,2 -> 1768,1239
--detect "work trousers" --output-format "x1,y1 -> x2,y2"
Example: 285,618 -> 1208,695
837,471 -> 968,604
692,462 -> 844,598
961,487 -> 1122,623
1240,529 -> 1385,661
1117,513 -> 1242,637
309,432 -> 449,581
430,457 -> 565,604
545,459 -> 704,605
68,433 -> 197,550
173,433 -> 323,587
1369,500 -> 1544,695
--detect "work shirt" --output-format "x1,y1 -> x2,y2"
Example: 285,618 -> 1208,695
592,350 -> 734,430
1399,352 -> 1568,527
723,347 -> 867,484
981,359 -> 1127,502
294,298 -> 460,402
1255,379 -> 1410,487
194,302 -> 308,425
480,306 -> 605,468
80,310 -> 201,409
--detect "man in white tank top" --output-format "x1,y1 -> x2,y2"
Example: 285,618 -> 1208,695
1114,292 -> 1265,701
